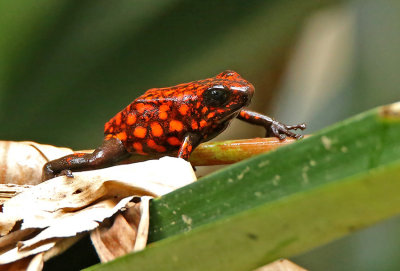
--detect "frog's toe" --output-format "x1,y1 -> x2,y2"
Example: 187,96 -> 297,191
268,121 -> 305,140
285,123 -> 307,131
57,169 -> 74,178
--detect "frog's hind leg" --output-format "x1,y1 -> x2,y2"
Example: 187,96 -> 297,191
42,137 -> 129,181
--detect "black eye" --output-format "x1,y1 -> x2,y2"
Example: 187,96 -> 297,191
203,87 -> 230,107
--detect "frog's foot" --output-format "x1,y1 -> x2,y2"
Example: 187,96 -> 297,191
267,121 -> 306,140
237,109 -> 306,140
56,169 -> 74,178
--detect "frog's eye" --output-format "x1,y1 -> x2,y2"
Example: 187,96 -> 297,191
203,87 -> 230,107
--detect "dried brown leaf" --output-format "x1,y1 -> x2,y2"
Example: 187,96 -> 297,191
0,157 -> 196,268
0,241 -> 56,265
2,157 -> 195,231
0,141 -> 73,185
133,196 -> 151,252
18,197 -> 134,251
0,184 -> 33,205
90,196 -> 152,262
0,253 -> 43,271
0,214 -> 20,236
0,228 -> 39,252
91,209 -> 138,262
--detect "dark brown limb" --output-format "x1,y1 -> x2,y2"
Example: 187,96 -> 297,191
42,137 -> 129,181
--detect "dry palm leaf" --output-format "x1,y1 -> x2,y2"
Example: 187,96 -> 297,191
0,154 -> 196,269
0,141 -> 73,185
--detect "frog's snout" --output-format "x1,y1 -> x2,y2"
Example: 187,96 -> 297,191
238,83 -> 255,106
246,83 -> 255,99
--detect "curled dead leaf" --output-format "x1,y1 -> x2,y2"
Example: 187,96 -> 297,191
0,141 -> 73,185
0,156 -> 196,269
91,196 -> 152,262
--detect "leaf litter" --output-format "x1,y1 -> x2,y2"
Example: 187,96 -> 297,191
0,141 -> 196,270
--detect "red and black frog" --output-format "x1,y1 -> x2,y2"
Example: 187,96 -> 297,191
42,71 -> 306,181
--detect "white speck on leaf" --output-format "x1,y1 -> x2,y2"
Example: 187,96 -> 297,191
272,175 -> 281,186
254,192 -> 262,197
237,166 -> 250,180
227,178 -> 234,183
341,146 -> 348,153
309,160 -> 316,166
321,136 -> 332,150
257,160 -> 270,168
181,214 -> 192,230
302,166 -> 309,184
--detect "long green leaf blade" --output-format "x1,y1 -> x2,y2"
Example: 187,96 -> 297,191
87,102 -> 400,270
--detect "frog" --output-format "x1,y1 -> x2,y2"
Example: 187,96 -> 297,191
42,70 -> 306,181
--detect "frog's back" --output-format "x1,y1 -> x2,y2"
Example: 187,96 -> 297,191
104,83 -> 204,155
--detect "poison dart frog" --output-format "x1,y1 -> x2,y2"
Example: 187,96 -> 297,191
42,71 -> 306,181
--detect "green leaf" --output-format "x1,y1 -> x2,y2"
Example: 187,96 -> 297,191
87,102 -> 400,271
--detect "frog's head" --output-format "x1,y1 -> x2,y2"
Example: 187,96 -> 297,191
199,70 -> 254,123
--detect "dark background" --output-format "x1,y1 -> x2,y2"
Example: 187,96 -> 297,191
1,0 -> 400,270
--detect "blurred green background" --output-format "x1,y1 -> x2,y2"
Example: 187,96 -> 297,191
1,0 -> 400,270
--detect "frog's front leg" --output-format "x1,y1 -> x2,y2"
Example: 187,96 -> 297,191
42,137 -> 129,181
237,109 -> 306,139
177,133 -> 202,160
